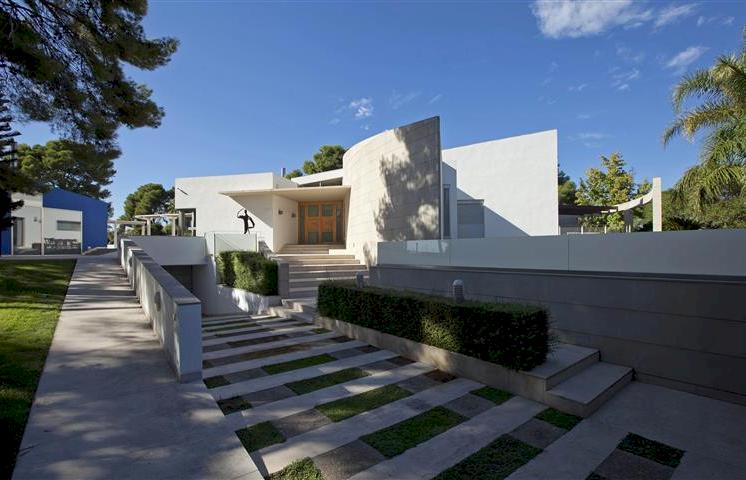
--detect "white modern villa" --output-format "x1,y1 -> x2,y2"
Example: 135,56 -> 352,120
174,116 -> 559,265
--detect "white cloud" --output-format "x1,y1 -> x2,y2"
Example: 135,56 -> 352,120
697,15 -> 734,27
530,0 -> 652,38
578,132 -> 609,140
389,91 -> 421,110
361,124 -> 371,131
616,44 -> 645,63
569,83 -> 588,92
329,118 -> 340,125
610,68 -> 640,90
665,46 -> 707,74
549,61 -> 559,72
428,94 -> 443,104
530,1 -> 698,38
577,113 -> 592,120
349,97 -> 373,119
654,3 -> 697,28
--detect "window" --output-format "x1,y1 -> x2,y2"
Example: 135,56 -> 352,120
57,220 -> 81,232
457,200 -> 484,238
443,184 -> 451,239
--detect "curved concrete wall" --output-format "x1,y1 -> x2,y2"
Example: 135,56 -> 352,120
343,117 -> 442,265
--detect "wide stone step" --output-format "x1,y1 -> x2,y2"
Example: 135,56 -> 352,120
545,362 -> 632,417
282,257 -> 361,265
289,276 -> 366,289
276,254 -> 356,260
290,264 -> 367,272
290,269 -> 367,280
525,343 -> 600,391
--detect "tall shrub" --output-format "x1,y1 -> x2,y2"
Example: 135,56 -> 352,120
217,251 -> 278,296
318,282 -> 549,371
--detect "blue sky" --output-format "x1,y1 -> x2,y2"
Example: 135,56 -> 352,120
18,1 -> 746,217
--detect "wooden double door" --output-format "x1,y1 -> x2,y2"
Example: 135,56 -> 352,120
299,201 -> 343,244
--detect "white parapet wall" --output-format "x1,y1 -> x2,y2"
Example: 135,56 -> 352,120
119,238 -> 202,382
377,229 -> 746,277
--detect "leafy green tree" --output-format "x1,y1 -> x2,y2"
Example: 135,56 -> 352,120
576,153 -> 649,232
1,0 -> 178,148
302,145 -> 346,175
284,169 -> 303,179
663,26 -> 746,210
17,140 -> 117,200
558,168 -> 577,205
120,183 -> 173,235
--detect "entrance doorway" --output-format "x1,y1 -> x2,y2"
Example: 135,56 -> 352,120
299,201 -> 343,244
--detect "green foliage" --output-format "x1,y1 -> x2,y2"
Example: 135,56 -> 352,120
317,282 -> 549,371
269,458 -> 325,480
119,183 -> 174,234
535,408 -> 582,430
285,367 -> 368,395
284,169 -> 303,179
1,0 -> 178,148
17,140 -> 117,200
301,145 -> 347,175
663,27 -> 746,208
0,260 -> 75,479
558,168 -> 577,205
263,354 -> 336,375
471,386 -> 513,405
361,406 -> 466,458
617,433 -> 685,468
316,385 -> 412,422
576,153 -> 649,232
434,434 -> 541,480
236,422 -> 285,452
638,189 -> 746,230
216,251 -> 278,296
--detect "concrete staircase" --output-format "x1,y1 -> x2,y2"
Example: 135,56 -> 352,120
276,244 -> 367,299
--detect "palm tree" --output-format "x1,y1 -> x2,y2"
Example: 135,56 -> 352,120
663,27 -> 746,211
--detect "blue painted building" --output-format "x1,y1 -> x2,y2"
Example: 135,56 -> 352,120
0,188 -> 109,255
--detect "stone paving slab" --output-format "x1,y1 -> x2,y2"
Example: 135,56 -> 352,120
202,321 -> 302,339
202,331 -> 341,361
595,449 -> 674,480
12,256 -> 261,480
313,440 -> 386,480
209,350 -> 397,400
256,378 -> 480,475
203,340 -> 366,377
222,362 -> 434,431
202,324 -> 317,347
348,396 -> 545,480
510,418 -> 568,450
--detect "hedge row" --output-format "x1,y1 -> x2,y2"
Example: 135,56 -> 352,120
216,251 -> 278,296
317,281 -> 549,371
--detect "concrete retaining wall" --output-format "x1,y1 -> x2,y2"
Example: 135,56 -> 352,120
119,239 -> 202,382
213,284 -> 281,316
369,263 -> 746,405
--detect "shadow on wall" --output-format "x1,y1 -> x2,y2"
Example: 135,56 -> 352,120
368,120 -> 442,265
457,189 -> 528,238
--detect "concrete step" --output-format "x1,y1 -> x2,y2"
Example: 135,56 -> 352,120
545,362 -> 633,417
282,257 -> 361,265
290,264 -> 367,272
289,276 -> 366,288
276,254 -> 356,260
525,343 -> 600,390
290,269 -> 367,280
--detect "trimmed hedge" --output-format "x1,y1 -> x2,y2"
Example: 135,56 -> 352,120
317,282 -> 549,371
216,251 -> 278,296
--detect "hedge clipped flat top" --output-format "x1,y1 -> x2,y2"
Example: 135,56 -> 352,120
317,281 -> 549,371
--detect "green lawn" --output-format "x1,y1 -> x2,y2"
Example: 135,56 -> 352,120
316,384 -> 412,422
0,260 -> 75,480
285,367 -> 369,395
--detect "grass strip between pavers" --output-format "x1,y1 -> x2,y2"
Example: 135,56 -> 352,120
316,385 -> 412,422
535,408 -> 582,431
617,433 -> 685,468
285,367 -> 369,395
433,434 -> 542,480
263,354 -> 337,375
269,457 -> 325,480
204,375 -> 231,389
236,421 -> 285,452
471,386 -> 513,405
361,406 -> 466,458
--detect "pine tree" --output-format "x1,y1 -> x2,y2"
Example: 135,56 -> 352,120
0,94 -> 36,255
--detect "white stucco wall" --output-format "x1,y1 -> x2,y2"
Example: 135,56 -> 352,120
43,207 -> 83,242
442,130 -> 558,237
272,195 -> 299,251
175,172 -> 291,250
343,117 -> 442,265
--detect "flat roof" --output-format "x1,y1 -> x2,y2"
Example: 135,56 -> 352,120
220,185 -> 350,201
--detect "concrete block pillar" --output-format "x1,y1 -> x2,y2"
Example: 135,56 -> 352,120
277,260 -> 290,298
652,177 -> 662,232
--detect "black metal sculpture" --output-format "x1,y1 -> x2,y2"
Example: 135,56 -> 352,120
237,209 -> 255,234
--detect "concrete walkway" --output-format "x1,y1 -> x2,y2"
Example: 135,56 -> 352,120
12,255 -> 262,480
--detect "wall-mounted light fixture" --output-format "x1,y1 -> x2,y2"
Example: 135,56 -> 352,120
278,210 -> 284,215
